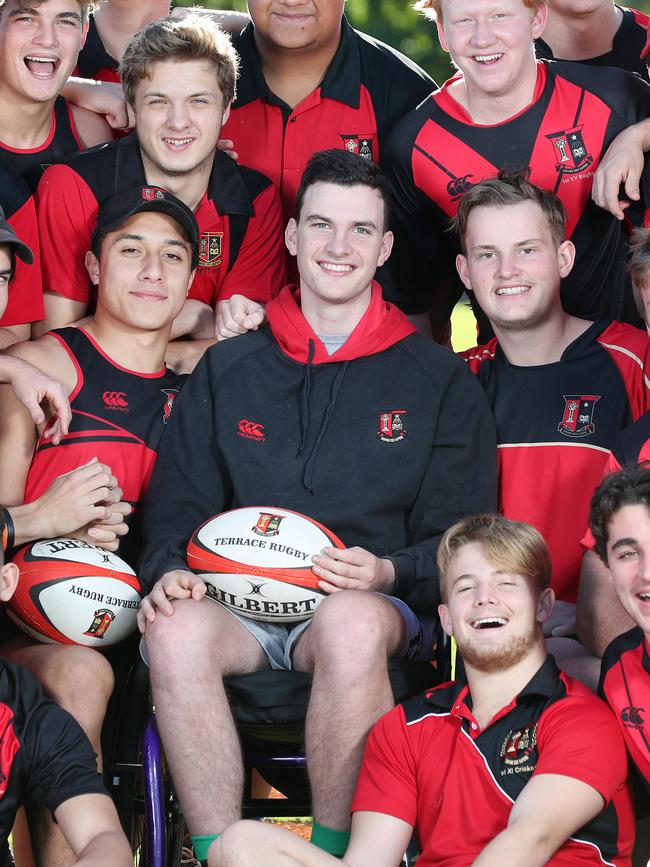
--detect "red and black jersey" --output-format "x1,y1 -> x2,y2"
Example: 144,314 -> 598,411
607,411 -> 650,473
0,658 -> 105,850
222,16 -> 435,222
383,61 -> 650,327
0,97 -> 82,194
353,656 -> 634,866
73,15 -> 120,83
464,319 -> 650,602
23,327 -> 186,565
600,627 -> 650,789
35,133 -> 286,308
536,7 -> 650,81
0,160 -> 42,328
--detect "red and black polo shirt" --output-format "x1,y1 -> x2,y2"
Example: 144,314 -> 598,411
463,319 -> 650,602
0,160 -> 42,327
0,97 -> 82,194
222,16 -> 435,222
536,7 -> 649,81
382,60 -> 650,328
35,133 -> 286,309
600,627 -> 650,789
353,657 -> 634,866
0,658 -> 106,851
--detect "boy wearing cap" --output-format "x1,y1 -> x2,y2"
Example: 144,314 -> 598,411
0,185 -> 197,867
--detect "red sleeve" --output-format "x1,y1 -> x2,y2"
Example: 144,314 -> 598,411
216,182 -> 286,304
535,686 -> 629,803
0,196 -> 43,326
35,164 -> 98,305
599,323 -> 650,419
351,706 -> 418,825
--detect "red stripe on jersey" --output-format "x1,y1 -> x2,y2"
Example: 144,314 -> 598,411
597,322 -> 650,418
412,120 -> 496,218
0,704 -> 20,798
528,83 -> 611,236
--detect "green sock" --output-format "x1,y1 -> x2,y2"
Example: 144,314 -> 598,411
310,822 -> 350,858
191,833 -> 220,862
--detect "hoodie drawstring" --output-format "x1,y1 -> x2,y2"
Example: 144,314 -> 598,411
297,339 -> 315,456
302,361 -> 350,493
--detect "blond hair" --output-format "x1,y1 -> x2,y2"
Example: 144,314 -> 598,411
120,14 -> 238,108
414,0 -> 545,23
437,514 -> 551,601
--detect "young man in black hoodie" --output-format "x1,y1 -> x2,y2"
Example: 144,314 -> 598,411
137,150 -> 497,865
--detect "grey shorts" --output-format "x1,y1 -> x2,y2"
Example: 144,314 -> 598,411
219,593 -> 436,670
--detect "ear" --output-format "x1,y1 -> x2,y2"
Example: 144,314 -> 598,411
80,18 -> 89,49
377,230 -> 394,268
456,253 -> 472,293
436,18 -> 449,53
0,562 -> 19,603
531,2 -> 548,39
285,218 -> 298,258
221,101 -> 231,129
536,587 -> 555,625
557,239 -> 575,279
438,602 -> 454,637
85,250 -> 100,286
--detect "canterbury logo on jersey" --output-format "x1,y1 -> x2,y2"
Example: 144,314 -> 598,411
237,419 -> 265,442
103,391 -> 128,410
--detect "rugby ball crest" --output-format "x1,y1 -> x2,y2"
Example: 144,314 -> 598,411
187,507 -> 345,622
7,538 -> 141,646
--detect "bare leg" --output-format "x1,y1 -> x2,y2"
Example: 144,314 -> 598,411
292,591 -> 405,830
145,599 -> 268,834
3,643 -> 114,867
212,820 -> 340,867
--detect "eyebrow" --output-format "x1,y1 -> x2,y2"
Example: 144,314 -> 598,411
305,213 -> 378,230
114,233 -> 189,250
610,537 -> 638,551
471,237 -> 544,251
143,91 -> 215,99
9,7 -> 82,21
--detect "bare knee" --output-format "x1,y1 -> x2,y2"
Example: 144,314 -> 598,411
308,590 -> 401,664
39,647 -> 113,733
213,821 -> 278,867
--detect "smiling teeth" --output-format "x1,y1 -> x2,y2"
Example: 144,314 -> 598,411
475,54 -> 502,62
472,617 -> 508,628
164,138 -> 193,145
639,593 -> 650,600
25,56 -> 57,63
321,263 -> 352,272
496,286 -> 529,296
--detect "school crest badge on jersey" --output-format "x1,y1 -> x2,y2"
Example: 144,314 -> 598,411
161,388 -> 179,425
500,724 -> 537,775
377,411 -> 407,443
547,125 -> 593,175
199,232 -> 223,268
558,395 -> 600,438
341,135 -> 375,161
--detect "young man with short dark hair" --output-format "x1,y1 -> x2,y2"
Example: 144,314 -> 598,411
589,465 -> 650,788
211,514 -> 634,867
138,149 -> 497,865
0,186 -> 197,867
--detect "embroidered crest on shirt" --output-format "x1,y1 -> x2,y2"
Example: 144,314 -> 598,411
377,411 -> 407,443
341,135 -> 375,161
547,125 -> 593,175
199,232 -> 223,268
557,395 -> 600,438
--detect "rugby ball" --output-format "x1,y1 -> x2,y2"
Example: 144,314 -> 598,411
7,538 -> 141,646
186,507 -> 345,623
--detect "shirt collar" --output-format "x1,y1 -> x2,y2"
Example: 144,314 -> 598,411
233,16 -> 362,110
424,655 -> 561,712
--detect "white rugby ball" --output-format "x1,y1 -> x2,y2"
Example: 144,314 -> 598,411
187,507 -> 345,623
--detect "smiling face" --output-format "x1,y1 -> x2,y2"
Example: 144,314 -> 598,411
456,200 -> 574,333
606,504 -> 650,638
285,181 -> 393,312
439,541 -> 552,673
247,0 -> 344,52
0,0 -> 85,103
437,0 -> 546,102
87,210 -> 194,333
134,58 -> 229,179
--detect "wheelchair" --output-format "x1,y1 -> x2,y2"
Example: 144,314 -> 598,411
107,653 -> 446,867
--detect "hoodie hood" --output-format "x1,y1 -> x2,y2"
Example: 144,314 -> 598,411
266,281 -> 416,364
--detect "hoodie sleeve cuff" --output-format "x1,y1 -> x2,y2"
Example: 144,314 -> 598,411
386,553 -> 416,599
